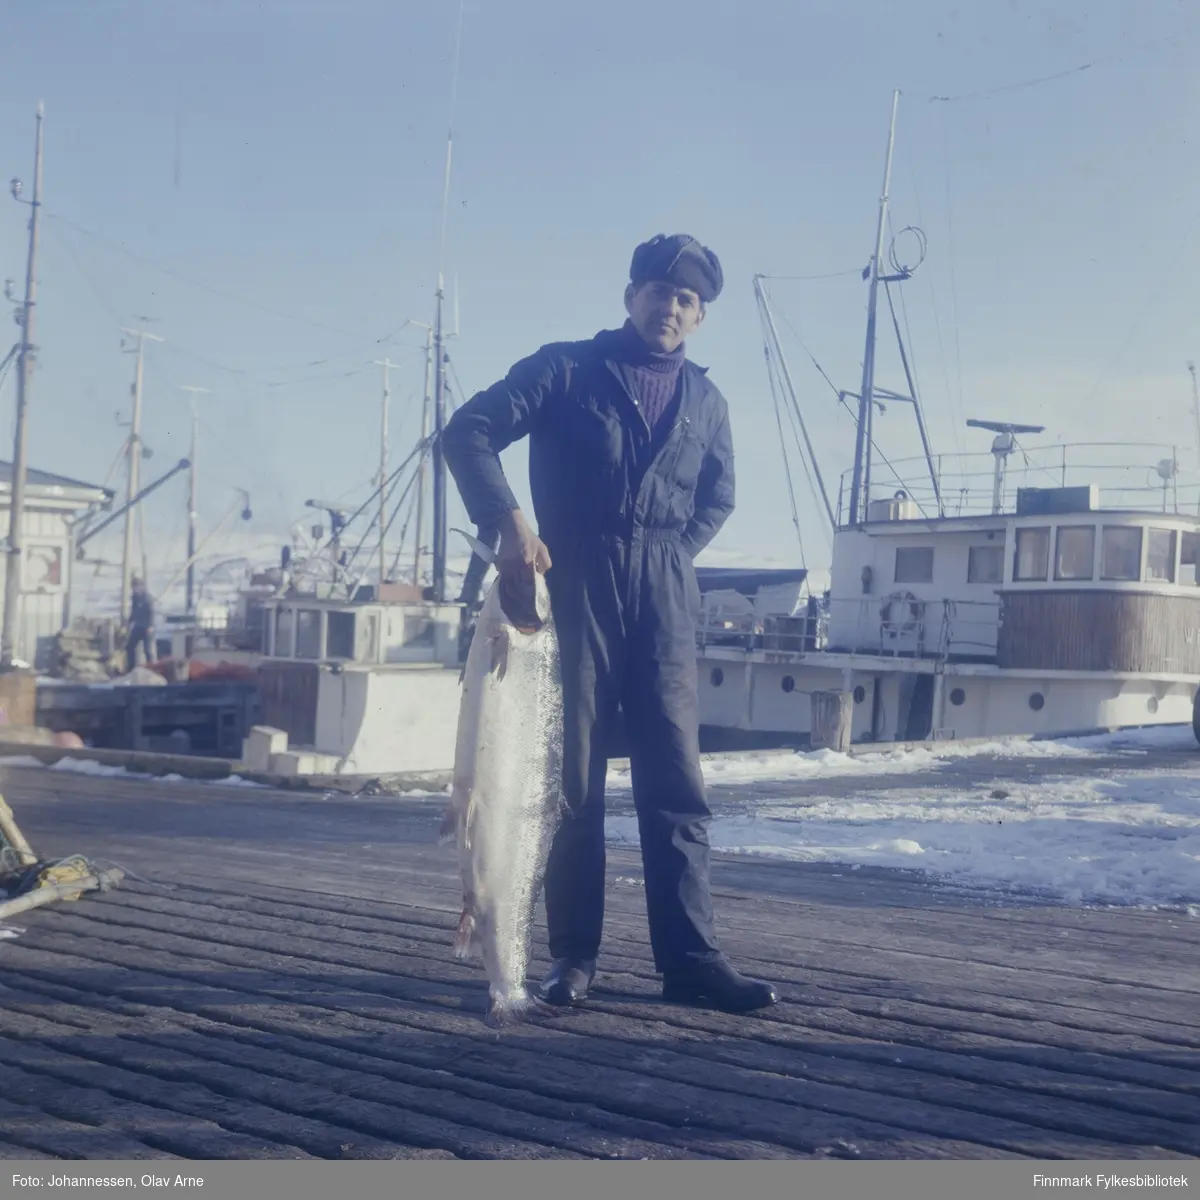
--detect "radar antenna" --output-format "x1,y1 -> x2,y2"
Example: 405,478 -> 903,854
965,418 -> 1046,515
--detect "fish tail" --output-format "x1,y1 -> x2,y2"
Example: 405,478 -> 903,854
484,988 -> 554,1029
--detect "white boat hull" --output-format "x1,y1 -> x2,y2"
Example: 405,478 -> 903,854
696,647 -> 1198,745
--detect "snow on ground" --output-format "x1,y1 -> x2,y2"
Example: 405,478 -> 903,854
605,724 -> 1194,791
607,725 -> 1200,909
1,724 -> 1196,908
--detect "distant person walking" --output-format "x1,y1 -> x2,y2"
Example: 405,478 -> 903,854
126,577 -> 155,668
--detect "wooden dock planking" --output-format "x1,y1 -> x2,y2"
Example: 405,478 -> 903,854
26,886 -> 1197,1157
0,759 -> 1197,1161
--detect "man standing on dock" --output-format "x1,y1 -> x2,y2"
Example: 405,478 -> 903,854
443,233 -> 779,1014
126,576 -> 155,669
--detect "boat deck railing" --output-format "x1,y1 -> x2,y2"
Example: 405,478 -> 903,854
695,594 -> 1003,660
836,441 -> 1200,523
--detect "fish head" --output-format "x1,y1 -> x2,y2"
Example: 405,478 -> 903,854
497,562 -> 550,634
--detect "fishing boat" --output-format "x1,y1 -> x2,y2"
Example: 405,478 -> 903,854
692,91 -> 1200,751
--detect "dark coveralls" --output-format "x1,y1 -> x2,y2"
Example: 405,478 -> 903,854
442,326 -> 735,972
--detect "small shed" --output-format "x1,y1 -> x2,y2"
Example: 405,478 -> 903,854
0,460 -> 113,669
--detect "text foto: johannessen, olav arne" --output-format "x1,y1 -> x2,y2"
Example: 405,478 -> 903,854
12,1175 -> 204,1189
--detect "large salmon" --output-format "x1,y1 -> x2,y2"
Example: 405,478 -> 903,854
441,532 -> 566,1027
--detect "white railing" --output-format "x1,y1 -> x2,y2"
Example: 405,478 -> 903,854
696,594 -> 1003,662
836,442 -> 1200,523
696,608 -> 828,655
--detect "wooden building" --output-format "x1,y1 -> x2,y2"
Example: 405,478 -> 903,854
0,460 -> 112,670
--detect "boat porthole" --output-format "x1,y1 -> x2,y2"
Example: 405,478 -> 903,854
1029,692 -> 1045,711
949,687 -> 966,707
781,675 -> 795,693
853,685 -> 866,704
710,668 -> 724,687
1147,696 -> 1159,714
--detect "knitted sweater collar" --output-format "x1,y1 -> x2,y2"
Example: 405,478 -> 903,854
609,319 -> 687,373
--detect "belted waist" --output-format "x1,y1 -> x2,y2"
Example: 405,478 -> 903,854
544,518 -> 685,544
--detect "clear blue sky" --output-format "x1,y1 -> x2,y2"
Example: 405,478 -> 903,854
1,0 -> 1198,596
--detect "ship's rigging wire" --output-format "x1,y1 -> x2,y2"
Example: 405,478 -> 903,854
924,24 -> 1200,105
938,106 -> 968,457
45,211 -> 366,341
338,433 -> 437,578
761,338 -> 808,566
904,159 -> 965,462
763,280 -> 927,516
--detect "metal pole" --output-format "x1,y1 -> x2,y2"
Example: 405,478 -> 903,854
75,457 -> 191,551
413,326 -> 433,588
432,279 -> 448,602
0,103 -> 44,671
371,359 -> 399,587
884,282 -> 942,515
180,385 -> 208,615
119,324 -> 163,624
848,89 -> 900,527
1189,362 -> 1200,465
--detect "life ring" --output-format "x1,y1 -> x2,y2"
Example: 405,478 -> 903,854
880,590 -> 922,636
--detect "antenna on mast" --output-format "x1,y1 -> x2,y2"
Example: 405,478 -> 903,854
848,90 -> 900,527
965,418 -> 1045,514
430,0 -> 466,605
1188,361 -> 1200,464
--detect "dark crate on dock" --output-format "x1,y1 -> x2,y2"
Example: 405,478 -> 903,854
36,682 -> 262,759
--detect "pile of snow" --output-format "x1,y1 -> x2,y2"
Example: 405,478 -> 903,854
608,725 -> 1193,791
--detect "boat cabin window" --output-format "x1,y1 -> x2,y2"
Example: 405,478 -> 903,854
1146,528 -> 1177,584
403,614 -> 436,646
327,611 -> 356,659
1101,526 -> 1141,581
894,546 -> 933,584
1181,532 -> 1200,586
1054,525 -> 1095,581
1013,527 -> 1050,581
967,545 -> 1004,584
295,609 -> 322,659
275,607 -> 294,656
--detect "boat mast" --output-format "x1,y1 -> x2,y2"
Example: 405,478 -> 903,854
430,0 -> 464,605
180,385 -> 209,614
431,276 -> 448,602
412,326 -> 432,587
1189,361 -> 1200,465
848,89 -> 900,527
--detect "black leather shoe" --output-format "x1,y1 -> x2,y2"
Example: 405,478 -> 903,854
662,957 -> 779,1013
537,957 -> 596,1007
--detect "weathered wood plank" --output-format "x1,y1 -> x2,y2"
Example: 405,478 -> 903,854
0,1010 -> 552,1161
6,921 -> 1187,1160
0,1097 -> 173,1161
0,982 -> 734,1161
108,879 -> 1200,1038
0,1059 -> 308,1160
2,939 -> 1020,1160
54,893 -> 1200,1077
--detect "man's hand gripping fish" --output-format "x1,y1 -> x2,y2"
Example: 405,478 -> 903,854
441,530 -> 566,1027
